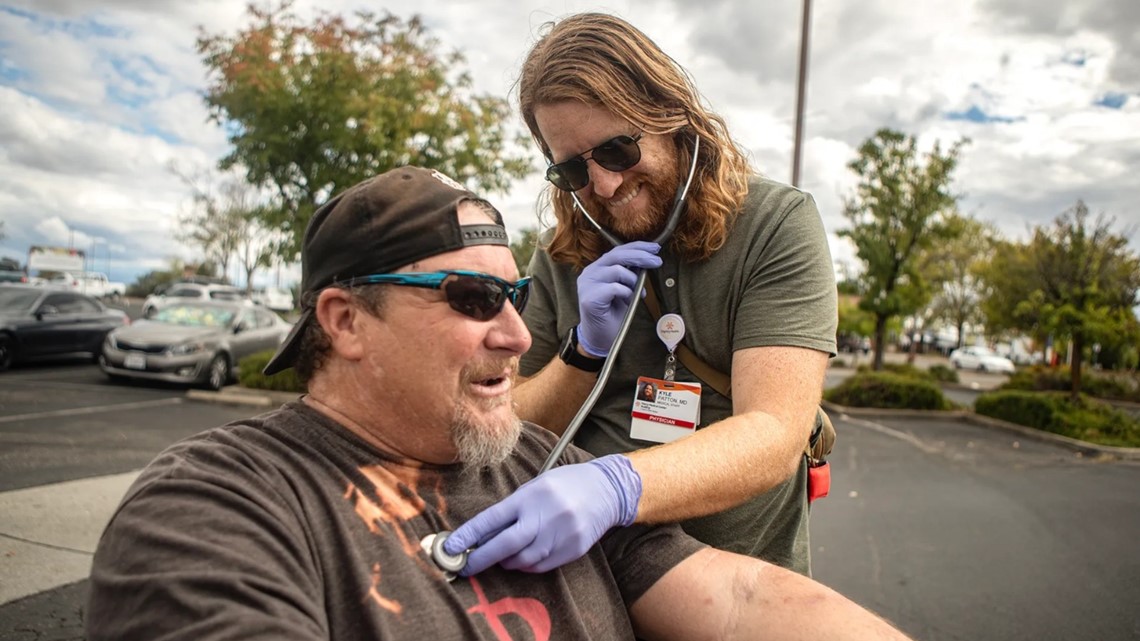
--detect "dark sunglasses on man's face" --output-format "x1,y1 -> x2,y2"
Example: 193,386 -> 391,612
545,133 -> 643,192
342,270 -> 530,321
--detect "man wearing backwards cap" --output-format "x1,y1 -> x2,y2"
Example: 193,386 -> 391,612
87,166 -> 911,641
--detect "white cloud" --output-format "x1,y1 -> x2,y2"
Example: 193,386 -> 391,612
0,0 -> 1136,291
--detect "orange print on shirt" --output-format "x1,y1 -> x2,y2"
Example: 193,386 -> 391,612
467,576 -> 551,641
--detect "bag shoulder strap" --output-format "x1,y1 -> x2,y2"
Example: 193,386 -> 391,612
642,279 -> 732,399
642,279 -> 832,460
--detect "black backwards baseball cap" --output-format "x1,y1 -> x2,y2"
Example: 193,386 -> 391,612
262,166 -> 510,375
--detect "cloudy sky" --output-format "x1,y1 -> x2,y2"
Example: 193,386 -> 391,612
1,0 -> 1136,288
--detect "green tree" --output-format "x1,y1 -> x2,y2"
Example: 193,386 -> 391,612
510,227 -> 540,277
979,240 -> 1050,360
922,213 -> 999,350
128,270 -> 171,298
197,1 -> 532,259
1024,202 -> 1140,400
839,128 -> 967,370
174,171 -> 244,280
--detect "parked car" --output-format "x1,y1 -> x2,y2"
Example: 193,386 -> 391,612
0,284 -> 129,371
76,272 -> 126,300
101,301 -> 292,390
948,345 -> 1016,374
141,282 -> 249,318
251,286 -> 295,313
837,333 -> 871,355
0,267 -> 27,283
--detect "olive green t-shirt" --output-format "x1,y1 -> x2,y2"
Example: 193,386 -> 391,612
521,176 -> 838,575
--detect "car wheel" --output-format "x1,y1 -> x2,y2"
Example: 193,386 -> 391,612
978,364 -> 987,372
204,354 -> 229,391
0,335 -> 12,372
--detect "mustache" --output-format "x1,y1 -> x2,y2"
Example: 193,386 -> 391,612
461,356 -> 520,383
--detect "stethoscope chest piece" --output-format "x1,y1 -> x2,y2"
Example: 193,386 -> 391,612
421,530 -> 466,582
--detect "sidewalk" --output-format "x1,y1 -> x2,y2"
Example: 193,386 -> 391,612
0,471 -> 139,605
0,387 -> 300,612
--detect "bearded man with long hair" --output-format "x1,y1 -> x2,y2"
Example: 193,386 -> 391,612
444,13 -> 838,578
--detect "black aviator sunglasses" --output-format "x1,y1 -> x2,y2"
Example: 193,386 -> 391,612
545,133 -> 643,192
340,270 -> 530,321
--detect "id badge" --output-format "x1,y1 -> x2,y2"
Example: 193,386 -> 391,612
630,376 -> 701,444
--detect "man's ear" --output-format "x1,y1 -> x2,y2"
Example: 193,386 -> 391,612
314,288 -> 367,362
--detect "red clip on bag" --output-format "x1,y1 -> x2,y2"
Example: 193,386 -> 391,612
807,460 -> 830,502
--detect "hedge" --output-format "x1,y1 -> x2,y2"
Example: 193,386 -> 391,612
975,390 -> 1140,448
927,364 -> 960,384
1002,366 -> 1140,403
238,349 -> 307,393
825,371 -> 952,410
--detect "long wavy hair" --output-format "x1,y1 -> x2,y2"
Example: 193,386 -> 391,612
518,13 -> 752,268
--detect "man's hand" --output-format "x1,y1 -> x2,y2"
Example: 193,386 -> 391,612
443,454 -> 642,575
576,241 -> 662,357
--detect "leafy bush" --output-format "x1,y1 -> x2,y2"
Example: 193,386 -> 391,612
927,364 -> 960,384
975,390 -> 1062,431
975,390 -> 1140,447
825,371 -> 952,410
855,362 -> 935,382
1002,366 -> 1139,402
238,349 -> 306,393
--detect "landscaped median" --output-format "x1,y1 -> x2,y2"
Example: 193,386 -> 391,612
189,350 -> 1140,459
823,364 -> 1140,460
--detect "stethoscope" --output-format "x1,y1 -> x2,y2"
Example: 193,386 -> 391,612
423,134 -> 702,579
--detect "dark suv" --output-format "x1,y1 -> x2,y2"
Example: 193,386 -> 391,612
0,268 -> 27,283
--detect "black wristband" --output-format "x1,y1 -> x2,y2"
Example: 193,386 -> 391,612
559,326 -> 605,373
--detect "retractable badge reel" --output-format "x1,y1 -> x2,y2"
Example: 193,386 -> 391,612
657,314 -> 684,381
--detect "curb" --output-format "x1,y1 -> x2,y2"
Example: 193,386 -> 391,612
185,387 -> 301,408
187,386 -> 1139,461
821,400 -> 1140,461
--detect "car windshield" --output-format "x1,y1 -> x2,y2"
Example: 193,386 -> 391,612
153,305 -> 236,328
0,287 -> 41,311
973,346 -> 997,357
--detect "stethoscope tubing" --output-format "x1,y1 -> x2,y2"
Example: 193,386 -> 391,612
430,135 -> 700,574
539,135 -> 699,472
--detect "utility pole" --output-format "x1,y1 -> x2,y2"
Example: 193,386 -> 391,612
791,0 -> 813,187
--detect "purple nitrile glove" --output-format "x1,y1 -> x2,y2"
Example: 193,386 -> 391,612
575,241 -> 662,357
443,454 -> 642,576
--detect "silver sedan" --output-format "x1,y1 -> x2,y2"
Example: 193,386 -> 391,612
101,301 -> 291,390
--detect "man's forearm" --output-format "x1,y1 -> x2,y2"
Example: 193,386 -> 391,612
513,357 -> 599,435
628,409 -> 808,523
631,548 -> 914,641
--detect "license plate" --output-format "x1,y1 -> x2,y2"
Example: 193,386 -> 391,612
124,353 -> 146,370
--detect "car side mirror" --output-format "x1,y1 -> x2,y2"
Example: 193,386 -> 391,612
233,322 -> 247,334
35,305 -> 60,320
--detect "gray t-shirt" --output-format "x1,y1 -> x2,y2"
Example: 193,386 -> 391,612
521,176 -> 837,574
86,401 -> 704,640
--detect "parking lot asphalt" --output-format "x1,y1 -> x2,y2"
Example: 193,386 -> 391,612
2,359 -> 1138,640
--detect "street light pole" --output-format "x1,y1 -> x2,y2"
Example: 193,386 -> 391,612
791,0 -> 813,188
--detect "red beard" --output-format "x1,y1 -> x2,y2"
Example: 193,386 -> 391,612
582,172 -> 680,242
